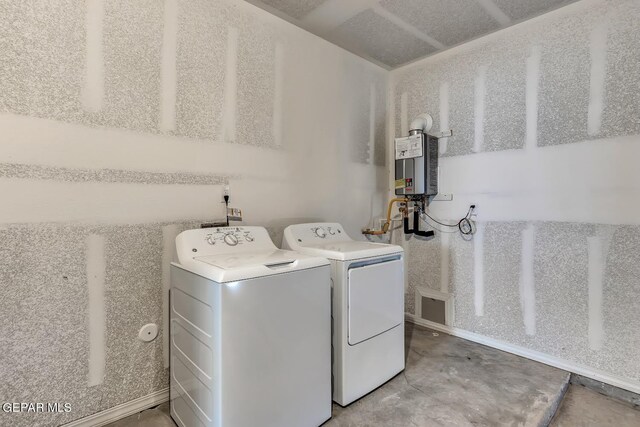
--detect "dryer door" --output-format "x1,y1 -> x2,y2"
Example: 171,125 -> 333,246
347,258 -> 404,345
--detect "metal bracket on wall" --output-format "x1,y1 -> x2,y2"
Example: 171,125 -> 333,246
432,193 -> 453,202
432,130 -> 453,139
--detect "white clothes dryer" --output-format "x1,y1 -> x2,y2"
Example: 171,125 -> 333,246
283,223 -> 404,406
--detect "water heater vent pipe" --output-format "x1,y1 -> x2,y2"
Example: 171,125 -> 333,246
409,113 -> 433,136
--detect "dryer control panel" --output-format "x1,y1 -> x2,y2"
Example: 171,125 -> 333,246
175,226 -> 277,264
284,223 -> 351,245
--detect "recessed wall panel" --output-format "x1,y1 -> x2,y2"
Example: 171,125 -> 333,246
233,12 -> 277,148
100,0 -> 163,132
537,11 -> 592,147
175,0 -> 227,140
599,1 -> 640,139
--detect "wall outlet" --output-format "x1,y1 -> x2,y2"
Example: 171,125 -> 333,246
227,207 -> 242,221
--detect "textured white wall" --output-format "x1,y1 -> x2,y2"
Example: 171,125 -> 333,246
0,1 -> 387,425
391,0 -> 640,393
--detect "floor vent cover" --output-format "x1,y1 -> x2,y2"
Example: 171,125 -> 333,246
415,289 -> 453,327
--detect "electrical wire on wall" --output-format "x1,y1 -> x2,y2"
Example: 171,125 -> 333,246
224,193 -> 230,226
419,204 -> 476,236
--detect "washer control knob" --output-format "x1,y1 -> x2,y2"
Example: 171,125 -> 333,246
314,227 -> 327,238
245,234 -> 254,242
206,236 -> 215,245
224,233 -> 238,246
328,227 -> 336,235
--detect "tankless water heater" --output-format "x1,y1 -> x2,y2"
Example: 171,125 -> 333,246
394,132 -> 438,197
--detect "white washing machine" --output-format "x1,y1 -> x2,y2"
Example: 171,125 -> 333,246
170,226 -> 332,427
282,223 -> 405,406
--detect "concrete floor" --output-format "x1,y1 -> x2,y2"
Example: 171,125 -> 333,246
550,385 -> 640,427
105,403 -> 174,427
105,324 -> 640,427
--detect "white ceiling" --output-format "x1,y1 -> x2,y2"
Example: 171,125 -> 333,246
244,0 -> 578,69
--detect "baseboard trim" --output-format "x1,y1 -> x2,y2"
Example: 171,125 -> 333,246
405,314 -> 640,395
61,388 -> 170,427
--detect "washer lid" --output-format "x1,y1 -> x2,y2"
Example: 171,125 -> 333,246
176,249 -> 329,283
196,249 -> 297,270
173,227 -> 329,283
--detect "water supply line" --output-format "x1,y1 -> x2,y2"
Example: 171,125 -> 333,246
362,198 -> 409,235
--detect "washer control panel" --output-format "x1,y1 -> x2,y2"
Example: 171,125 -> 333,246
176,226 -> 276,263
204,227 -> 255,246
